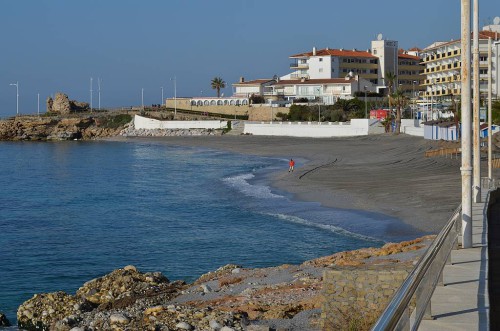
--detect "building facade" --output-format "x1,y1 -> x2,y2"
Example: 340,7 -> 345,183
420,25 -> 500,102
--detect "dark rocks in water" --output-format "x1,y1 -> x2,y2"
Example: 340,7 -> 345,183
0,312 -> 11,327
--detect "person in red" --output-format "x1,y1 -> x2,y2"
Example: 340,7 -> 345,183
288,159 -> 295,172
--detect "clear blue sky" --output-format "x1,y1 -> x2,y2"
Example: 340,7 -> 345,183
0,0 -> 498,116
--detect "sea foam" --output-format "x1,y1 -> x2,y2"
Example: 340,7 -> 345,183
222,173 -> 284,199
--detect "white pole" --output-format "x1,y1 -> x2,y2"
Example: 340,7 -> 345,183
37,93 -> 40,116
461,0 -> 473,249
488,37 -> 492,181
472,0 -> 481,202
9,82 -> 19,115
174,77 -> 177,117
98,78 -> 101,110
90,77 -> 93,112
141,88 -> 144,110
161,86 -> 164,107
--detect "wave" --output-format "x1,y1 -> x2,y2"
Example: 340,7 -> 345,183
222,173 -> 284,199
270,213 -> 384,244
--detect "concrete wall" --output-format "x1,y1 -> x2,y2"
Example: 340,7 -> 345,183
321,266 -> 411,330
243,119 -> 384,137
165,98 -> 290,122
134,115 -> 227,130
401,119 -> 424,137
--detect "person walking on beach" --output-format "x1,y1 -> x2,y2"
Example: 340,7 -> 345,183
288,159 -> 295,172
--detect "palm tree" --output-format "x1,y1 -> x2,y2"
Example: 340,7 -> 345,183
390,88 -> 408,134
384,71 -> 397,115
211,77 -> 226,98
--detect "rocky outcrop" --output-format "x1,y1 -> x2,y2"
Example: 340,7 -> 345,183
0,312 -> 11,327
46,93 -> 89,114
17,266 -> 249,331
0,115 -> 131,141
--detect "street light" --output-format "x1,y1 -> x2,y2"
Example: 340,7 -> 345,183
9,81 -> 19,115
170,77 -> 177,117
412,80 -> 417,119
141,88 -> 144,110
364,86 -> 368,118
37,93 -> 40,116
160,86 -> 164,107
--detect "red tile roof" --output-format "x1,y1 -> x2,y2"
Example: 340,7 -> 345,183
424,30 -> 500,51
398,53 -> 420,60
232,79 -> 274,86
290,48 -> 377,59
273,78 -> 355,86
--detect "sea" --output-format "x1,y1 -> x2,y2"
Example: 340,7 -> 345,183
0,140 -> 422,325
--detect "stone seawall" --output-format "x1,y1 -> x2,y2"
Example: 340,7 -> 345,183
321,265 -> 411,330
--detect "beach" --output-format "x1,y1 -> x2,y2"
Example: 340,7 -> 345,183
112,133 -> 467,234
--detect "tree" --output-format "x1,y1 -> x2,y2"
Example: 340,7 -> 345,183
332,98 -> 364,119
390,88 -> 408,134
448,94 -> 460,139
493,101 -> 500,125
384,71 -> 397,114
211,77 -> 226,97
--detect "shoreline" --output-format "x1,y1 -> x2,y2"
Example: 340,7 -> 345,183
108,134 -> 463,234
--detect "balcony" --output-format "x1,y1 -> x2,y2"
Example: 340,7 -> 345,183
290,74 -> 310,79
290,62 -> 309,69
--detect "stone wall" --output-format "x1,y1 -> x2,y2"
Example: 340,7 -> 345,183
165,99 -> 289,121
321,265 -> 411,330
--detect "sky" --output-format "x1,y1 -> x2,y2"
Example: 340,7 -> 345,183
0,0 -> 498,117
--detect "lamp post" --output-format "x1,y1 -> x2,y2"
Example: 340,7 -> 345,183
412,81 -> 417,119
364,86 -> 368,118
461,0 -> 473,249
160,86 -> 164,107
37,93 -> 40,116
90,77 -> 93,112
9,82 -> 19,115
98,78 -> 101,110
472,0 -> 481,203
170,77 -> 177,117
141,88 -> 144,110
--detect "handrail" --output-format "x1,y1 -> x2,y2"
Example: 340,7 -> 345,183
371,205 -> 462,330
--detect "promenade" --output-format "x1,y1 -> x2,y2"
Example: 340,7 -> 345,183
418,189 -> 490,330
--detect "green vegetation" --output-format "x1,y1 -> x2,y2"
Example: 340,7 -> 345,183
249,94 -> 265,104
97,114 -> 132,129
493,101 -> 500,125
390,88 -> 409,134
211,77 -> 226,97
277,98 -> 366,122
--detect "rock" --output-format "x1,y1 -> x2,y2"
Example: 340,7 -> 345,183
70,328 -> 86,331
110,313 -> 130,324
52,92 -> 72,114
0,312 -> 11,326
231,268 -> 241,274
247,326 -> 270,331
123,265 -> 137,272
209,319 -> 222,330
220,327 -> 235,331
200,284 -> 213,293
175,321 -> 193,330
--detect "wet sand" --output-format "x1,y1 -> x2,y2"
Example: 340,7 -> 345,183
110,133 -> 475,234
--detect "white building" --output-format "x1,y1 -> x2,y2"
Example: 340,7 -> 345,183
420,20 -> 500,102
272,75 -> 377,105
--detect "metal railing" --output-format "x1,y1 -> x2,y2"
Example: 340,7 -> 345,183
371,205 -> 462,331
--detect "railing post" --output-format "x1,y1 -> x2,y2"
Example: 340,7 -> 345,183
423,300 -> 434,320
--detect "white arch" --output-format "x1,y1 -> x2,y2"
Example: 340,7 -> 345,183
204,100 -> 210,106
197,100 -> 203,106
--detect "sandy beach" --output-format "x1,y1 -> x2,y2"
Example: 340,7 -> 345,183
111,133 -> 471,234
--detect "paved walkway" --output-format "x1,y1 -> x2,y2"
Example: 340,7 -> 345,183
419,190 -> 490,330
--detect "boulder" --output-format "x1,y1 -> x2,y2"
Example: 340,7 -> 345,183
0,312 -> 11,326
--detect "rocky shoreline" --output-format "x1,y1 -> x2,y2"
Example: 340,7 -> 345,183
0,113 -> 225,141
10,237 -> 433,331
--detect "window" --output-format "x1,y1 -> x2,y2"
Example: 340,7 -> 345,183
373,50 -> 377,54
319,58 -> 323,62
319,68 -> 323,73
332,69 -> 335,72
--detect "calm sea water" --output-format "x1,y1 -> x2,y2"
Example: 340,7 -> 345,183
0,140 -> 421,323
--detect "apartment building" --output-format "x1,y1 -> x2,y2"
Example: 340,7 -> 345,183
420,21 -> 500,102
283,36 -> 424,96
283,47 -> 380,85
